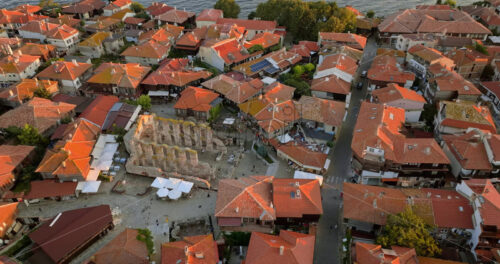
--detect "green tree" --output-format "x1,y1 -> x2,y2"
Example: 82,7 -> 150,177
444,0 -> 456,7
366,10 -> 375,18
436,0 -> 442,4
137,95 -> 152,111
475,43 -> 489,55
284,78 -> 310,99
481,64 -> 495,80
134,12 -> 150,20
130,2 -> 144,13
376,207 -> 441,257
214,0 -> 240,18
17,124 -> 47,146
292,64 -> 305,77
248,44 -> 264,53
304,63 -> 315,72
33,87 -> 52,99
248,11 -> 257,20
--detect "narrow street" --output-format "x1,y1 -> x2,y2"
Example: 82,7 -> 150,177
313,35 -> 378,264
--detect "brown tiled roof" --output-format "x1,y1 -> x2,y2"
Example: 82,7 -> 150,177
408,44 -> 455,67
79,31 -> 111,47
439,101 -> 496,133
352,102 -> 449,165
239,97 -> 299,134
24,180 -> 77,199
196,9 -> 223,22
161,234 -> 219,264
62,0 -> 105,14
19,20 -> 58,34
215,176 -> 276,220
16,43 -> 56,58
355,242 -> 418,264
0,53 -> 40,74
482,81 -> 500,99
175,27 -> 206,48
311,75 -> 350,95
372,83 -> 426,104
463,179 -> 500,230
444,48 -> 489,67
29,205 -> 112,263
174,86 -> 219,112
145,2 -> 173,17
273,179 -> 322,218
0,79 -> 58,104
157,9 -> 195,24
319,32 -> 367,49
91,228 -> 148,264
368,55 -> 415,84
443,130 -> 493,171
142,58 -> 212,87
80,95 -> 119,128
0,202 -> 18,238
275,142 -> 328,170
123,17 -> 144,25
297,96 -> 345,127
48,15 -> 80,27
216,18 -> 277,31
430,67 -> 481,96
245,230 -> 315,264
36,60 -> 92,81
0,97 -> 75,134
201,74 -> 264,104
85,18 -> 120,31
87,63 -> 151,89
121,40 -> 170,59
0,145 -> 34,191
316,53 -> 358,76
263,82 -> 295,102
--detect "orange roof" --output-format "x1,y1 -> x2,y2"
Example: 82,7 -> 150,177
87,63 -> 151,89
17,43 -> 56,58
15,4 -> 42,14
196,9 -> 223,22
0,203 -> 18,238
352,102 -> 449,165
175,27 -> 207,48
215,176 -> 276,220
311,75 -> 351,95
0,53 -> 40,74
48,14 -> 81,27
430,68 -> 481,96
142,59 -> 212,87
157,9 -> 195,24
443,130 -> 493,171
0,145 -> 34,190
19,20 -> 58,34
139,28 -> 176,45
201,74 -> 264,104
216,18 -> 277,31
289,41 -> 319,58
36,60 -> 92,81
355,242 -> 418,264
161,234 -> 219,264
297,96 -> 346,127
445,48 -> 489,67
319,32 -> 367,49
121,40 -> 170,59
276,142 -> 328,170
36,119 -> 100,179
92,228 -> 148,264
463,179 -> 500,230
45,24 -> 78,40
244,32 -> 281,49
0,97 -> 75,134
239,97 -> 299,134
174,86 -> 219,112
408,44 -> 455,69
345,5 -> 363,16
80,95 -> 119,128
263,82 -> 295,102
103,0 -> 131,10
211,38 -> 251,64
368,55 -> 415,84
273,179 -> 322,218
316,53 -> 358,76
372,83 -> 426,103
245,230 -> 315,264
439,101 -> 496,134
0,78 -> 58,104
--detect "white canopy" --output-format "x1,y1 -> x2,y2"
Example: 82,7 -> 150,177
277,133 -> 293,144
168,189 -> 182,200
152,177 -> 169,189
223,118 -> 235,125
86,169 -> 100,181
76,181 -> 101,193
148,90 -> 169,96
157,188 -> 169,198
178,181 -> 194,193
294,170 -> 324,186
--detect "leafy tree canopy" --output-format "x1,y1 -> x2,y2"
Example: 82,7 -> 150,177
214,0 -> 240,18
376,207 -> 441,257
255,0 -> 357,40
248,44 -> 264,54
130,2 -> 145,13
34,87 -> 52,99
475,43 -> 489,55
17,124 -> 48,146
304,63 -> 315,72
366,10 -> 375,18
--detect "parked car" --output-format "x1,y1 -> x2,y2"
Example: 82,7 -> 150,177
361,70 -> 367,77
357,82 -> 363,90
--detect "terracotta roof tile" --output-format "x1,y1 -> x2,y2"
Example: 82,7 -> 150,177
16,43 -> 56,59
430,68 -> 481,96
355,242 -> 418,264
273,179 -> 322,218
444,48 -> 489,67
201,74 -> 263,104
211,38 -> 251,65
123,17 -> 144,25
463,179 -> 500,230
196,8 -> 223,23
87,63 -> 151,89
215,176 -> 276,220
19,20 -> 58,34
372,83 -> 426,103
263,82 -> 295,102
121,40 -> 170,59
175,27 -> 206,48
311,75 -> 351,95
142,58 -> 212,87
62,0 -> 105,14
14,4 -> 42,14
45,24 -> 78,40
0,202 -> 18,238
47,15 -> 80,27
482,81 -> 500,99
297,96 -> 346,127
0,145 -> 34,190
368,55 -> 415,84
139,27 -> 179,45
24,180 -> 77,200
244,32 -> 281,49
316,53 -> 358,76
439,101 -> 496,133
245,230 -> 315,264
36,60 -> 92,81
422,188 -> 474,229
443,130 -> 492,171
319,32 -> 367,49
92,228 -> 148,264
0,53 -> 40,74
275,142 -> 328,170
157,9 -> 195,24
174,86 -> 219,112
0,79 -> 58,104
239,97 -> 299,134
80,95 -> 119,128
161,234 -> 219,264
145,2 -> 173,17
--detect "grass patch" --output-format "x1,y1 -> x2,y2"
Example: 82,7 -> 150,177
136,228 -> 154,257
2,235 -> 31,257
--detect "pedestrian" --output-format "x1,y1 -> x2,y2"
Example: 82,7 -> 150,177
335,224 -> 338,229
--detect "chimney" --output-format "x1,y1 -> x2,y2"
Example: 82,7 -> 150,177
62,161 -> 66,167
235,207 -> 239,213
195,253 -> 204,259
279,245 -> 284,255
184,246 -> 189,256
72,59 -> 78,66
8,90 -> 13,96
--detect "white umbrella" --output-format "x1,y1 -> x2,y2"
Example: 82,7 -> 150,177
152,177 -> 170,189
168,178 -> 182,190
156,188 -> 169,198
179,181 -> 194,194
168,189 -> 182,200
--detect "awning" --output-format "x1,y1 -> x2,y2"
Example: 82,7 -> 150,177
148,90 -> 169,96
76,181 -> 101,193
178,181 -> 194,193
223,118 -> 235,125
168,189 -> 182,200
151,177 -> 169,188
86,169 -> 100,181
157,188 -> 169,198
294,170 -> 324,186
381,178 -> 398,182
277,133 -> 293,144
323,159 -> 331,170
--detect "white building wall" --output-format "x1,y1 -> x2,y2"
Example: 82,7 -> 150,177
19,30 -> 46,42
196,20 -> 216,28
198,46 -> 225,71
124,56 -> 162,66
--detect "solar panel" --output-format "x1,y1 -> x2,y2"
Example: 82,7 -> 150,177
250,59 -> 271,72
264,66 -> 280,74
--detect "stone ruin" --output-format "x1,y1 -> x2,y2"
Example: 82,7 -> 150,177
124,114 -> 227,188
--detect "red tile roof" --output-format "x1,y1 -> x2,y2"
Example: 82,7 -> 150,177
0,97 -> 75,134
29,205 -> 113,264
161,234 -> 219,264
211,38 -> 251,64
62,0 -> 105,14
422,188 -> 474,229
142,58 -> 212,87
0,145 -> 34,192
245,230 -> 315,264
372,83 -> 426,103
45,24 -> 78,40
0,53 -> 40,74
16,43 -> 56,59
444,48 -> 489,67
80,95 -> 119,128
443,130 -> 492,171
138,27 -> 177,45
47,15 -> 81,27
36,60 -> 92,81
431,68 -> 482,96
174,86 -> 219,112
263,82 -> 295,102
368,55 -> 415,84
121,40 -> 170,59
24,180 -> 77,200
175,27 -> 207,48
319,32 -> 367,50
275,142 -> 328,170
0,202 -> 18,238
316,53 -> 358,76
157,9 -> 195,24
273,179 -> 322,218
87,63 -> 151,89
438,101 -> 496,134
196,9 -> 223,22
239,97 -> 299,134
352,102 -> 449,166
146,2 -> 173,17
289,41 -> 319,58
123,17 -> 144,25
244,32 -> 281,49
0,78 -> 58,104
311,75 -> 351,95
463,179 -> 500,230
215,176 -> 276,220
216,18 -> 277,31
14,4 -> 42,14
355,242 -> 418,264
19,20 -> 58,34
297,96 -> 346,127
91,228 -> 149,264
201,74 -> 264,104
